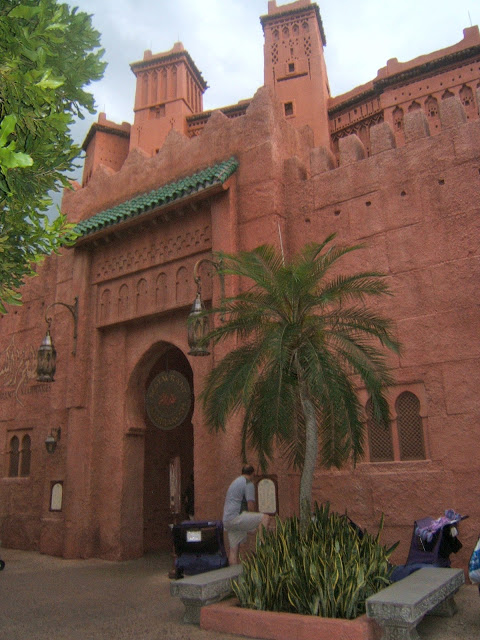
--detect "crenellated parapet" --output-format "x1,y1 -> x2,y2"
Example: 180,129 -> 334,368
329,26 -> 480,158
315,95 -> 478,174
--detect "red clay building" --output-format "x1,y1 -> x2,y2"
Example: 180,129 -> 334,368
1,0 -> 479,569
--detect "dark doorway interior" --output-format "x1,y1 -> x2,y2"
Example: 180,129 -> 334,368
143,345 -> 194,553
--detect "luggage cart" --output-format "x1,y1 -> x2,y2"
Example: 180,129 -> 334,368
171,520 -> 228,578
392,510 -> 467,582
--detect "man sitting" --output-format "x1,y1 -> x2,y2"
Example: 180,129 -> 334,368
223,465 -> 270,565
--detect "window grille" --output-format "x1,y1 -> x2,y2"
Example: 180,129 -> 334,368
396,392 -> 425,460
8,436 -> 20,477
20,434 -> 31,477
366,398 -> 394,462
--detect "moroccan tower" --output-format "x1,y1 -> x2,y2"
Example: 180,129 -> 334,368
261,0 -> 331,147
130,42 -> 207,155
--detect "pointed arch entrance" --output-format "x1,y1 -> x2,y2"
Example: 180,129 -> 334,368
142,344 -> 194,552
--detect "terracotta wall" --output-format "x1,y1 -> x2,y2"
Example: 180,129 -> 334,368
284,100 -> 480,568
1,5 -> 479,567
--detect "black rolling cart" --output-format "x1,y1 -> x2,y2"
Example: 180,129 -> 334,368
171,520 -> 228,578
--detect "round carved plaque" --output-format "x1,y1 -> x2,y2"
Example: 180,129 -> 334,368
145,370 -> 191,430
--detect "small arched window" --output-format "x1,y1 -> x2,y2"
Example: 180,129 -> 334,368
366,398 -> 394,462
396,392 -> 425,460
20,434 -> 31,477
392,106 -> 404,131
425,95 -> 439,118
9,436 -> 20,477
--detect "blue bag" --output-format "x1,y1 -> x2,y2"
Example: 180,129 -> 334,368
468,535 -> 480,584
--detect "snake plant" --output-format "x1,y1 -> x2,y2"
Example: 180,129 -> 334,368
233,503 -> 398,619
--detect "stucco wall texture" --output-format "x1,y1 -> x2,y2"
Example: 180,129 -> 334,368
1,0 -> 479,570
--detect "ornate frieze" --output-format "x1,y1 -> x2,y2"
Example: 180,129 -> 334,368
91,223 -> 211,284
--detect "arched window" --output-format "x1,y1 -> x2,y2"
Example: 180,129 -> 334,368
175,266 -> 189,303
136,278 -> 148,312
8,436 -> 20,477
396,392 -> 425,460
459,84 -> 473,107
118,284 -> 129,316
366,398 -> 394,462
155,272 -> 167,306
50,482 -> 63,511
100,288 -> 111,322
459,84 -> 476,119
20,434 -> 31,477
392,106 -> 404,131
425,95 -> 439,118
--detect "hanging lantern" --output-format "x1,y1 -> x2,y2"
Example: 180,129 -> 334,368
187,291 -> 210,356
37,329 -> 57,382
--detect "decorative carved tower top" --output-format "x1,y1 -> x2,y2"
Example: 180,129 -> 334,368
129,42 -> 208,155
261,0 -> 331,148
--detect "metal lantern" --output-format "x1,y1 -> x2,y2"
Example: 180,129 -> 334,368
44,428 -> 61,454
36,298 -> 78,382
187,291 -> 210,356
37,329 -> 57,382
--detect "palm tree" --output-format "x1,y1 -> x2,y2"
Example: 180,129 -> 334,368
200,235 -> 400,528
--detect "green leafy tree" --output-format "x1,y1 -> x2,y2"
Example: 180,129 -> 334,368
200,236 -> 401,528
0,0 -> 106,312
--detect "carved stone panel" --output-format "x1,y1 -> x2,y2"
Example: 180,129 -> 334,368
91,208 -> 211,284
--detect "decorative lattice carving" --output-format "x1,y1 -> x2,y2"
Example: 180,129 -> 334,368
93,225 -> 211,282
396,392 -> 425,460
303,35 -> 312,57
271,42 -> 278,65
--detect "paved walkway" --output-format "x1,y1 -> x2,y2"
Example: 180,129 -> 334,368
0,547 -> 478,640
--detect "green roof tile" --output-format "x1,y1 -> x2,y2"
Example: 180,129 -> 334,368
72,157 -> 238,240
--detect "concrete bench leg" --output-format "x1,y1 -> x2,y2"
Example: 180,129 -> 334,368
181,598 -> 203,624
375,620 -> 421,640
180,595 -> 227,624
429,595 -> 457,617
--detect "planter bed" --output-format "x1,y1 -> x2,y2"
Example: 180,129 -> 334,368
200,597 -> 382,640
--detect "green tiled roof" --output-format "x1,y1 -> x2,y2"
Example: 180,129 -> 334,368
73,157 -> 238,240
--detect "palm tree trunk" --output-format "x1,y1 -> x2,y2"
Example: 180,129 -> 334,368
298,384 -> 318,532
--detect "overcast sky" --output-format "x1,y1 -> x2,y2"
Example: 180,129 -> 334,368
67,0 -> 479,158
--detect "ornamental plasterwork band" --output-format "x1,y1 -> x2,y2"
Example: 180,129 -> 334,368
92,225 -> 211,283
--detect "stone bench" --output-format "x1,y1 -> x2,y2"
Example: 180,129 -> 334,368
170,564 -> 243,624
366,566 -> 464,640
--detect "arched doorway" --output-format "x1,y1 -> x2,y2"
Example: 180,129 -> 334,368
142,344 -> 194,552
